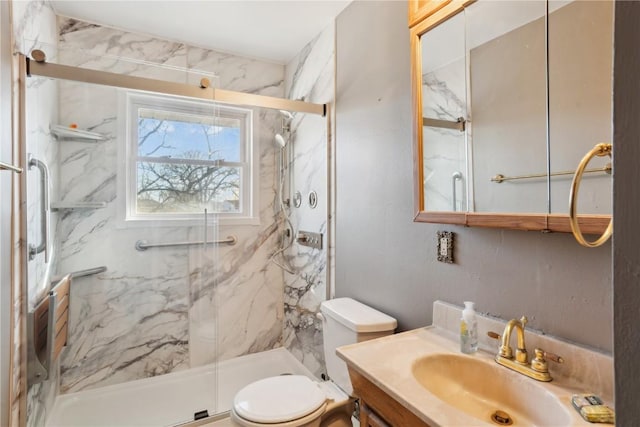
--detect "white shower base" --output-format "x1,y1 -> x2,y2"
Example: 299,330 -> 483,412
46,348 -> 316,427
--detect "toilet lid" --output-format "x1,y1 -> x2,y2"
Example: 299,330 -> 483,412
233,375 -> 326,423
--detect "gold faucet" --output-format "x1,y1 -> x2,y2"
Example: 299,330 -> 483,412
491,316 -> 563,382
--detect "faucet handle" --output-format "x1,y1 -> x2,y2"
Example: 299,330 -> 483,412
541,349 -> 564,364
520,316 -> 528,327
487,331 -> 501,340
531,348 -> 564,375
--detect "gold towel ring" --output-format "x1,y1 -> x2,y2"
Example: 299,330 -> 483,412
569,143 -> 612,248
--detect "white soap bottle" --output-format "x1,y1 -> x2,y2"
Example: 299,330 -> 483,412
460,301 -> 478,354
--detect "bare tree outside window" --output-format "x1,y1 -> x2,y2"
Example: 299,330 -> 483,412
135,114 -> 242,214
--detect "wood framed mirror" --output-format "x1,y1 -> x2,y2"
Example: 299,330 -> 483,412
410,0 -> 613,234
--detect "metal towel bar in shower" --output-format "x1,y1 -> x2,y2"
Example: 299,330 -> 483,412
51,266 -> 107,283
28,155 -> 50,262
0,160 -> 23,173
135,235 -> 237,251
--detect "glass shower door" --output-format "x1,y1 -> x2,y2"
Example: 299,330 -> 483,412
22,50 -> 221,426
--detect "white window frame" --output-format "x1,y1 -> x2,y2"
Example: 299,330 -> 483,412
119,91 -> 259,226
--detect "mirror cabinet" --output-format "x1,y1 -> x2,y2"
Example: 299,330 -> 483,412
410,0 -> 613,233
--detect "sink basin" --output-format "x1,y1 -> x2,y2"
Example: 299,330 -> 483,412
412,354 -> 571,426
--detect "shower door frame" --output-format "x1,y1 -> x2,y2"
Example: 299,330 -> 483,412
15,52 -> 327,426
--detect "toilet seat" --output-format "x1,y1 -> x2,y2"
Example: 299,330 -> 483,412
233,375 -> 327,424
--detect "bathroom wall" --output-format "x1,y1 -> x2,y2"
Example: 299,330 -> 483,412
11,1 -> 61,425
53,18 -> 285,393
282,24 -> 334,377
613,2 -> 640,422
335,0 -> 612,354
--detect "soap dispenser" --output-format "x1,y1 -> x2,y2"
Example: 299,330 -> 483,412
460,301 -> 478,354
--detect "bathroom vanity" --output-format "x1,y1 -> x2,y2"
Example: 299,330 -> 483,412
350,369 -> 427,427
337,301 -> 613,427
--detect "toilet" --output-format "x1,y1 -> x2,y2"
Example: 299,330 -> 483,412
231,298 -> 397,427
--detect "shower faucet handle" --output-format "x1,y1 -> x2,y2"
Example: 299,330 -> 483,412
296,231 -> 323,249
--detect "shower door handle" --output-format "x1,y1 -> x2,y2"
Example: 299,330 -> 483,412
28,155 -> 50,263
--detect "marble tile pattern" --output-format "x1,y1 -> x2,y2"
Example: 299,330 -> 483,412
12,1 -> 61,426
282,24 -> 334,378
422,58 -> 468,212
53,18 -> 286,393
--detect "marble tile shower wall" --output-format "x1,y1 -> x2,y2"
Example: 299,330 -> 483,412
283,24 -> 334,377
12,1 -> 61,425
55,17 -> 285,393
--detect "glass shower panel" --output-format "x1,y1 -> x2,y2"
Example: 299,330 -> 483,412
24,72 -> 61,427
23,54 -> 222,425
548,0 -> 613,215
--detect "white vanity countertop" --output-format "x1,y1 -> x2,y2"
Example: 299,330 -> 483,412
336,307 -> 614,427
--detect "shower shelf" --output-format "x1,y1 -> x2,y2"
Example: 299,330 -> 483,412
51,201 -> 107,211
51,125 -> 108,141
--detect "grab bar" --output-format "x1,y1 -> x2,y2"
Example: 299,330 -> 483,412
135,235 -> 237,251
452,171 -> 463,211
423,117 -> 466,132
51,266 -> 107,283
28,155 -> 50,262
0,160 -> 23,173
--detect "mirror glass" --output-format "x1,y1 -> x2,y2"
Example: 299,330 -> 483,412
421,13 -> 467,212
418,0 -> 613,217
548,0 -> 613,215
465,1 -> 548,213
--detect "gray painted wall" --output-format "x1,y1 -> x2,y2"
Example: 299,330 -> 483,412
334,0 -> 613,356
613,2 -> 640,425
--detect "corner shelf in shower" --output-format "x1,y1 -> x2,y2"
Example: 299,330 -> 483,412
51,202 -> 107,211
50,125 -> 108,142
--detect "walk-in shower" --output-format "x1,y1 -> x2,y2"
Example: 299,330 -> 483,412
18,49 -> 326,426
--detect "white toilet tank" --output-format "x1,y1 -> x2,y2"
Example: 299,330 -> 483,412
320,298 -> 397,395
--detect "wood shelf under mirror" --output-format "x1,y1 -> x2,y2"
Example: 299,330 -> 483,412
414,211 -> 610,235
409,0 -> 613,236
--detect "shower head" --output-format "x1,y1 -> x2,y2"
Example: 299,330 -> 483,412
274,133 -> 287,148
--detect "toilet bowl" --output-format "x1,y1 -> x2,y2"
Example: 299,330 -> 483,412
231,298 -> 397,427
231,375 -> 351,427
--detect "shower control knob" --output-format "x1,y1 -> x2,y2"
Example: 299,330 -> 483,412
296,231 -> 323,250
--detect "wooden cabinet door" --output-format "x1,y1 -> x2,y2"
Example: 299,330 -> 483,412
408,0 -> 452,28
360,403 -> 390,427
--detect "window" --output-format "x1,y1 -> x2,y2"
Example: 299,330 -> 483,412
124,92 -> 256,224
